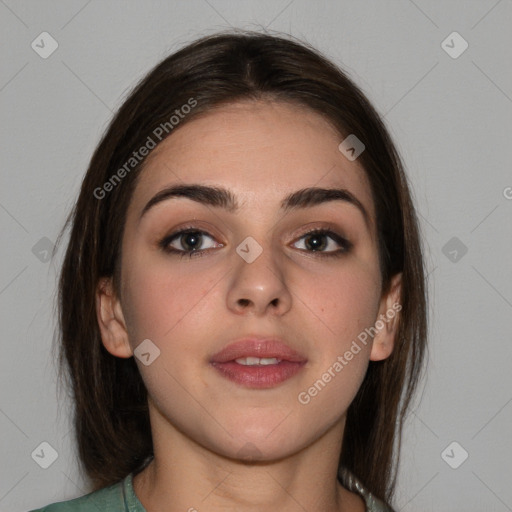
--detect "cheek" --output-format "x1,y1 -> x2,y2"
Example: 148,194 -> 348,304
294,263 -> 380,412
304,262 -> 381,350
121,253 -> 223,343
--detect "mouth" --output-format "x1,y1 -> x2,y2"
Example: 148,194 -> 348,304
210,337 -> 307,389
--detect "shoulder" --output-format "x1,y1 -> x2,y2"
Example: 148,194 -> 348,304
28,477 -> 128,512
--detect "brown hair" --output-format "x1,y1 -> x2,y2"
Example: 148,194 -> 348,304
55,29 -> 427,504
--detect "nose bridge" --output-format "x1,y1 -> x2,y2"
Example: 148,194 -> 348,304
227,233 -> 291,314
235,233 -> 283,287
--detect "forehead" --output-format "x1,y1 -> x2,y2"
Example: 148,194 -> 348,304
129,100 -> 375,224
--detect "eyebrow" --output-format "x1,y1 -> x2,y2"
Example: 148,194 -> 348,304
139,183 -> 370,226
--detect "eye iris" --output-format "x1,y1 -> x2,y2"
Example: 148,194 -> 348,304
305,233 -> 327,251
182,232 -> 202,251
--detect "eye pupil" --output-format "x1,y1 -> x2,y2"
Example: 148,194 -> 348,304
182,232 -> 201,251
305,233 -> 326,251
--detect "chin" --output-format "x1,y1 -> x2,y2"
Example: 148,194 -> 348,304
219,439 -> 300,463
208,423 -> 308,463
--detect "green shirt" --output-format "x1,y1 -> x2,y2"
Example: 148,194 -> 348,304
30,468 -> 394,511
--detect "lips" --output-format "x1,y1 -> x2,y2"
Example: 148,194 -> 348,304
210,337 -> 307,389
210,338 -> 307,364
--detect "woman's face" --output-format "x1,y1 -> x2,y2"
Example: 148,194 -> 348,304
99,99 -> 398,461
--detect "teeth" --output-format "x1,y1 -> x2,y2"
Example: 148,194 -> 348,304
235,357 -> 281,366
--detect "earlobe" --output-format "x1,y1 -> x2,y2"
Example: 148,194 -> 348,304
96,277 -> 133,358
370,273 -> 402,362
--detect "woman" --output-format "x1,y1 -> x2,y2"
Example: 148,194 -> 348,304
31,30 -> 427,512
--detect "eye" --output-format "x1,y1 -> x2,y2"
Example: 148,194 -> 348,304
159,226 -> 351,259
159,227 -> 222,258
292,228 -> 352,257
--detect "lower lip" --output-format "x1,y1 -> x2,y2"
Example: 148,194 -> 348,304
211,360 -> 306,389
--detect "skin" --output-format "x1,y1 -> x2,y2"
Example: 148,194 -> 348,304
96,99 -> 402,512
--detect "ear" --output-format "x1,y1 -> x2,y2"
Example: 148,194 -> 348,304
370,273 -> 402,362
96,277 -> 133,358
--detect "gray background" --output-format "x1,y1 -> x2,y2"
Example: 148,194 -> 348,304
1,1 -> 511,511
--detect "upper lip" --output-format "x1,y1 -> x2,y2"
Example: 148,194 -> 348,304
210,337 -> 307,363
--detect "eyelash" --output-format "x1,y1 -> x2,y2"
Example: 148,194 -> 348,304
158,225 -> 352,260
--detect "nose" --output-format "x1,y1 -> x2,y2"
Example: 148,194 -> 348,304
226,238 -> 292,317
